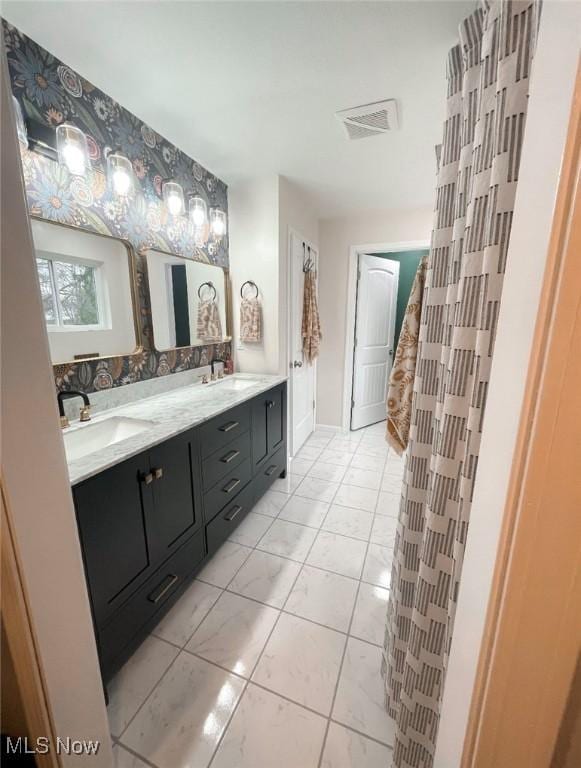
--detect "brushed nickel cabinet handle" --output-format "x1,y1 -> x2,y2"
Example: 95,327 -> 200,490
266,400 -> 275,409
219,421 -> 239,433
147,574 -> 178,604
153,467 -> 164,480
265,464 -> 278,476
224,504 -> 243,522
222,478 -> 241,494
220,449 -> 240,464
141,472 -> 153,485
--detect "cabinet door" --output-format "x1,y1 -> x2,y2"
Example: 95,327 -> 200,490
74,453 -> 154,625
251,397 -> 269,470
148,430 -> 201,561
267,385 -> 285,454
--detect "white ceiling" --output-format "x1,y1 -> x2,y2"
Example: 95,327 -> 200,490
3,1 -> 472,218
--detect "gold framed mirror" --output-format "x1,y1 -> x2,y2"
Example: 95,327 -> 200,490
144,248 -> 232,352
30,217 -> 142,366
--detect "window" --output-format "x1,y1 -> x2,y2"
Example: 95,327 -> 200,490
36,255 -> 103,328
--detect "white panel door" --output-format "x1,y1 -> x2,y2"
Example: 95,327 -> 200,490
289,230 -> 317,455
351,254 -> 398,430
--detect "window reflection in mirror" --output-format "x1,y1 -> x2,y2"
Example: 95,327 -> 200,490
31,219 -> 138,364
145,249 -> 230,350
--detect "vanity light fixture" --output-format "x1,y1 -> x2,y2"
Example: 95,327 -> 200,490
56,123 -> 90,177
162,180 -> 185,217
12,95 -> 28,148
210,207 -> 227,242
107,151 -> 134,197
189,195 -> 208,244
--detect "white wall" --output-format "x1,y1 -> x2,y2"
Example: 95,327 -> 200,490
229,174 -> 319,377
1,48 -> 112,765
434,3 -> 581,765
31,219 -> 136,363
229,174 -> 280,373
316,206 -> 433,426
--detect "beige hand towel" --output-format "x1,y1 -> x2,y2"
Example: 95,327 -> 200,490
386,256 -> 428,455
302,270 -> 322,363
197,300 -> 223,343
240,297 -> 262,342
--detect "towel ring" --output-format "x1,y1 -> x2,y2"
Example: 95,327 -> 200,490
198,281 -> 217,301
240,280 -> 259,299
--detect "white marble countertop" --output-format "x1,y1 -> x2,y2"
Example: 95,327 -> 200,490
64,373 -> 287,486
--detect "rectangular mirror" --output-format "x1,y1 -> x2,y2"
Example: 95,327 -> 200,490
31,219 -> 139,365
145,249 -> 231,350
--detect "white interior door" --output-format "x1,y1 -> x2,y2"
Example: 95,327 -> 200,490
351,254 -> 398,430
289,230 -> 317,456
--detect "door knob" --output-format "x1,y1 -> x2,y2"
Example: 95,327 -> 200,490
292,360 -> 303,368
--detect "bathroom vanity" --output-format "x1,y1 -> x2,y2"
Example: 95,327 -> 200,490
67,375 -> 287,684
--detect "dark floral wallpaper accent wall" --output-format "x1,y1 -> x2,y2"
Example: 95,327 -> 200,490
3,21 -> 232,393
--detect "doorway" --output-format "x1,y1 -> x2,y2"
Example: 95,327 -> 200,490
288,228 -> 318,456
342,241 -> 430,432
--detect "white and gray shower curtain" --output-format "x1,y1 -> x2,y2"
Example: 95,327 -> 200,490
382,2 -> 540,767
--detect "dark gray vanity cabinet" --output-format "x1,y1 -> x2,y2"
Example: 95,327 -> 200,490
73,382 -> 286,685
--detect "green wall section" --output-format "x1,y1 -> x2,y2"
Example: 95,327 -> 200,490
370,250 -> 428,348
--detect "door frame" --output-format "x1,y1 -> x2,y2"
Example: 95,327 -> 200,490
342,240 -> 430,432
287,226 -> 319,456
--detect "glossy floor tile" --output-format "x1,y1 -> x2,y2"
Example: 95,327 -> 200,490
107,635 -> 179,737
321,722 -> 393,768
350,582 -> 390,646
307,530 -> 367,579
227,511 -> 273,547
197,540 -> 252,588
152,579 -> 222,647
109,423 -> 403,768
322,504 -> 374,541
256,518 -> 318,561
121,652 -> 245,768
333,638 -> 396,745
211,683 -> 327,768
228,549 -> 301,608
185,591 -> 279,677
277,494 -> 330,528
285,564 -> 358,632
252,613 -> 345,715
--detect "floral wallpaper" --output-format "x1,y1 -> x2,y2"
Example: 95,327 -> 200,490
3,20 -> 232,393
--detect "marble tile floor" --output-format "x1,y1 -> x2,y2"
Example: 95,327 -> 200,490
111,420 -> 404,768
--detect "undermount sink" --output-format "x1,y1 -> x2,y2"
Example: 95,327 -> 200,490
63,416 -> 156,462
206,376 -> 255,391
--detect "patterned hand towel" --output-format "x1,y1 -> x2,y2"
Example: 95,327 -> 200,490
301,270 -> 321,363
240,297 -> 262,342
197,300 -> 223,343
386,255 -> 428,454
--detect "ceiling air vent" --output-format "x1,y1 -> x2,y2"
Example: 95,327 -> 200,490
335,99 -> 398,140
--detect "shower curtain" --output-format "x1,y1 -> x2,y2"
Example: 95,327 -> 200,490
382,2 -> 540,767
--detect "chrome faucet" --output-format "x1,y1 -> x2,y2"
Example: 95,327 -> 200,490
57,390 -> 91,429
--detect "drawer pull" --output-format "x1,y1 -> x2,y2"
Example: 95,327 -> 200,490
147,574 -> 178,604
219,421 -> 239,433
266,400 -> 275,409
220,449 -> 240,464
140,472 -> 154,485
153,467 -> 164,480
224,504 -> 243,522
265,464 -> 278,477
222,477 -> 241,494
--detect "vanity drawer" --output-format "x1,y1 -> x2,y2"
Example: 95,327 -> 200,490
202,430 -> 250,491
199,402 -> 251,459
203,457 -> 252,523
206,481 -> 254,555
98,529 -> 205,677
254,445 -> 287,498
